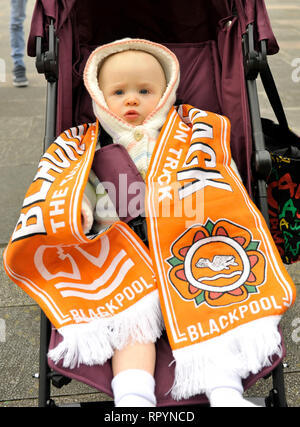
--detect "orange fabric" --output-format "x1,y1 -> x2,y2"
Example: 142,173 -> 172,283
146,105 -> 296,351
3,105 -> 296,357
3,123 -> 156,329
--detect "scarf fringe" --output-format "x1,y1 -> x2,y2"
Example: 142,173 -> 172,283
171,315 -> 282,400
48,290 -> 163,369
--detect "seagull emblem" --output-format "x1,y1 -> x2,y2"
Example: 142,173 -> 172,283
196,255 -> 238,272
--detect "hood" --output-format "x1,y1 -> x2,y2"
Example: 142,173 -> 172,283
83,38 -> 180,138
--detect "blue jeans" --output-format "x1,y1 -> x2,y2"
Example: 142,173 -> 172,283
10,0 -> 27,69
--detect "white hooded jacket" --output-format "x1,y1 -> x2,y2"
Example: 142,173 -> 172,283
83,38 -> 180,179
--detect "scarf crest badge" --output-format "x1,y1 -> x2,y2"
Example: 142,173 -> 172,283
167,217 -> 266,308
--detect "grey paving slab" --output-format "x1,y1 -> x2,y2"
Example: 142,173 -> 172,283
0,304 -> 111,404
1,392 -> 113,407
0,87 -> 47,118
285,372 -> 300,407
262,2 -> 300,137
0,0 -> 46,245
286,263 -> 300,286
245,371 -> 300,407
0,164 -> 40,244
280,287 -> 300,372
244,263 -> 300,408
0,248 -> 33,306
274,19 -> 300,30
0,305 -> 40,401
261,58 -> 300,135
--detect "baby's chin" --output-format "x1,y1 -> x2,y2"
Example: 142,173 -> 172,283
122,115 -> 144,126
125,119 -> 144,126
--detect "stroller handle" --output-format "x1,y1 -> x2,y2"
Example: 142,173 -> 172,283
35,20 -> 59,150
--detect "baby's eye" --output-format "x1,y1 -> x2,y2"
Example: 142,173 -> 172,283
140,89 -> 150,94
114,89 -> 124,95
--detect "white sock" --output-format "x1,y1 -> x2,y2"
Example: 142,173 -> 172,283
206,369 -> 260,407
208,387 -> 260,407
111,369 -> 156,407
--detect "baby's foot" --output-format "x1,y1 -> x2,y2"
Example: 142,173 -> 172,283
209,387 -> 261,407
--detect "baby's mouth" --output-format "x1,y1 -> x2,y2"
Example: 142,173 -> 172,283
124,110 -> 140,121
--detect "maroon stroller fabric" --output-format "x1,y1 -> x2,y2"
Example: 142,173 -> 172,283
92,144 -> 145,223
27,0 -> 285,406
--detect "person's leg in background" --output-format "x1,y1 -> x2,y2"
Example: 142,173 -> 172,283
10,0 -> 28,87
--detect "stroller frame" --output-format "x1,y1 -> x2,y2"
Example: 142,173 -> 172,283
33,9 -> 289,408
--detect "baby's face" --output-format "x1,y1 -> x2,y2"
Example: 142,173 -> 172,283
98,50 -> 166,126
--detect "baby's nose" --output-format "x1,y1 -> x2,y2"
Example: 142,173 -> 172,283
125,95 -> 139,106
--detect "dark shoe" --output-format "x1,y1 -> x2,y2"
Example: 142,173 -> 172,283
13,65 -> 28,87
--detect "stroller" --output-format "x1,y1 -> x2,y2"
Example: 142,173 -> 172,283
27,0 -> 291,407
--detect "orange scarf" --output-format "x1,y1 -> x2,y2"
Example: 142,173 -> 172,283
3,106 -> 296,398
146,105 -> 296,397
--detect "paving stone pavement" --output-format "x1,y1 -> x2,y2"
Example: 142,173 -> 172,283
0,0 -> 299,407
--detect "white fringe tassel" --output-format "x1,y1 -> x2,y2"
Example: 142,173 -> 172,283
171,315 -> 283,400
48,290 -> 163,369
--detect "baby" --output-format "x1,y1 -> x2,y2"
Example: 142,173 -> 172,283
83,39 -> 258,407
